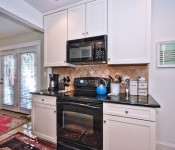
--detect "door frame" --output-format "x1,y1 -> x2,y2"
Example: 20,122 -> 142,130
0,40 -> 41,114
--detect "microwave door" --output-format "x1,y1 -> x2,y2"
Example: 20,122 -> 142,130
80,46 -> 92,60
69,48 -> 81,59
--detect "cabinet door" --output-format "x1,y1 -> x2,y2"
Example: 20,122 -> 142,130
44,10 -> 68,67
32,103 -> 56,143
108,0 -> 151,64
103,114 -> 156,150
68,4 -> 86,40
86,0 -> 107,37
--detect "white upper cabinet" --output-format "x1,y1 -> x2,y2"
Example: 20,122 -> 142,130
68,0 -> 107,40
44,10 -> 72,67
86,0 -> 107,37
108,0 -> 151,64
68,5 -> 86,40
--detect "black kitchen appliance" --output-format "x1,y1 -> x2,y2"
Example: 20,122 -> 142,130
48,74 -> 59,91
66,35 -> 107,65
57,77 -> 110,150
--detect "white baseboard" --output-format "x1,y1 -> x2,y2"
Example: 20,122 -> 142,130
157,141 -> 175,150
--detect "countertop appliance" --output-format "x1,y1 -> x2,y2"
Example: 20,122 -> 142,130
57,77 -> 110,150
48,74 -> 59,91
66,35 -> 107,65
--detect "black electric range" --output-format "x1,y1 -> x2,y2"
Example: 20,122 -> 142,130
58,77 -> 110,103
56,77 -> 110,150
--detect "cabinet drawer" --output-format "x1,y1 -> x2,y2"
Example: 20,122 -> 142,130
103,103 -> 156,121
32,95 -> 56,106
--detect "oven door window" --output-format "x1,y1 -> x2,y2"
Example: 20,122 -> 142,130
57,102 -> 102,149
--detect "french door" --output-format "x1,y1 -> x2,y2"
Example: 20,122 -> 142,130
0,45 -> 39,113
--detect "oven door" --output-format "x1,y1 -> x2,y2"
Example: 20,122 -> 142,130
57,98 -> 103,150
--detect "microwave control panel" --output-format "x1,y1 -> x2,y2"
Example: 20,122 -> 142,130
94,41 -> 106,60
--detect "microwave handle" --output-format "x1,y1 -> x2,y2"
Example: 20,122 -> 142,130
58,102 -> 100,110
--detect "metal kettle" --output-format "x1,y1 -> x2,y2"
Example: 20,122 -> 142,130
96,78 -> 107,95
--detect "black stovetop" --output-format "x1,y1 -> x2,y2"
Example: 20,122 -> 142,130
60,89 -> 107,103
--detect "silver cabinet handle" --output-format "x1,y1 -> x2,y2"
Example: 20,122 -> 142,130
86,32 -> 88,34
82,33 -> 85,35
42,99 -> 44,101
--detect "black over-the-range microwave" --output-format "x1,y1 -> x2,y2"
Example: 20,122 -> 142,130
66,35 -> 107,64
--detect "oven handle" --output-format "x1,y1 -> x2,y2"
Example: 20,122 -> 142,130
58,102 -> 101,109
58,141 -> 81,150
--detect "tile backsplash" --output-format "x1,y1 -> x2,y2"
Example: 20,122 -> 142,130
53,64 -> 148,93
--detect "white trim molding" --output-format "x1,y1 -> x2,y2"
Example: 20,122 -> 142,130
0,40 -> 41,52
157,140 -> 175,150
0,0 -> 43,31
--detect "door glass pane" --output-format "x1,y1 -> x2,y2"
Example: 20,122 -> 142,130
19,52 -> 36,109
2,55 -> 15,106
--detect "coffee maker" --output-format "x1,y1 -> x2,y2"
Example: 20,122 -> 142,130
48,74 -> 59,91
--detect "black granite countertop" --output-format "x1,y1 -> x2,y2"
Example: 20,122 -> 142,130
30,89 -> 160,108
31,89 -> 64,97
104,94 -> 160,108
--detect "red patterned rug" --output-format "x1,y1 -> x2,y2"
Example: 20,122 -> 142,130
0,115 -> 28,136
0,132 -> 57,150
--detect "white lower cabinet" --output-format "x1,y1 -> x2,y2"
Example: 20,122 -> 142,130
32,95 -> 57,143
103,103 -> 156,150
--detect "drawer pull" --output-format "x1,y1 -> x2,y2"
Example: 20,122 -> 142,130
54,111 -> 56,113
104,120 -> 106,123
42,99 -> 44,101
125,111 -> 128,114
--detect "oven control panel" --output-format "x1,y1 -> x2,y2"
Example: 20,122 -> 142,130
74,77 -> 110,87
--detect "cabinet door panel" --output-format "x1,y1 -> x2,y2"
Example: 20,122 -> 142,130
86,0 -> 107,37
103,114 -> 156,150
108,0 -> 151,64
68,4 -> 86,40
32,103 -> 56,143
44,10 -> 68,67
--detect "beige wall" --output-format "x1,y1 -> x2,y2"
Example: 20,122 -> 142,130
0,31 -> 47,89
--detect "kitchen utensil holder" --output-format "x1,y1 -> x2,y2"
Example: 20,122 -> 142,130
110,83 -> 120,95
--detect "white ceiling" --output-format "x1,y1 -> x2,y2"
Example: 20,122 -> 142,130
24,0 -> 83,13
0,0 -> 83,41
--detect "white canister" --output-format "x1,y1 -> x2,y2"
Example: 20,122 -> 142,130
110,83 -> 120,95
130,80 -> 138,95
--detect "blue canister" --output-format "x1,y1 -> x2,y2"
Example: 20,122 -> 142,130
96,84 -> 107,95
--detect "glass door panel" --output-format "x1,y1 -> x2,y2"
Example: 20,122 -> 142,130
19,52 -> 37,110
2,55 -> 15,107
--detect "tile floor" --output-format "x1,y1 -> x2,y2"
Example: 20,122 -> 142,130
0,122 -> 36,141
